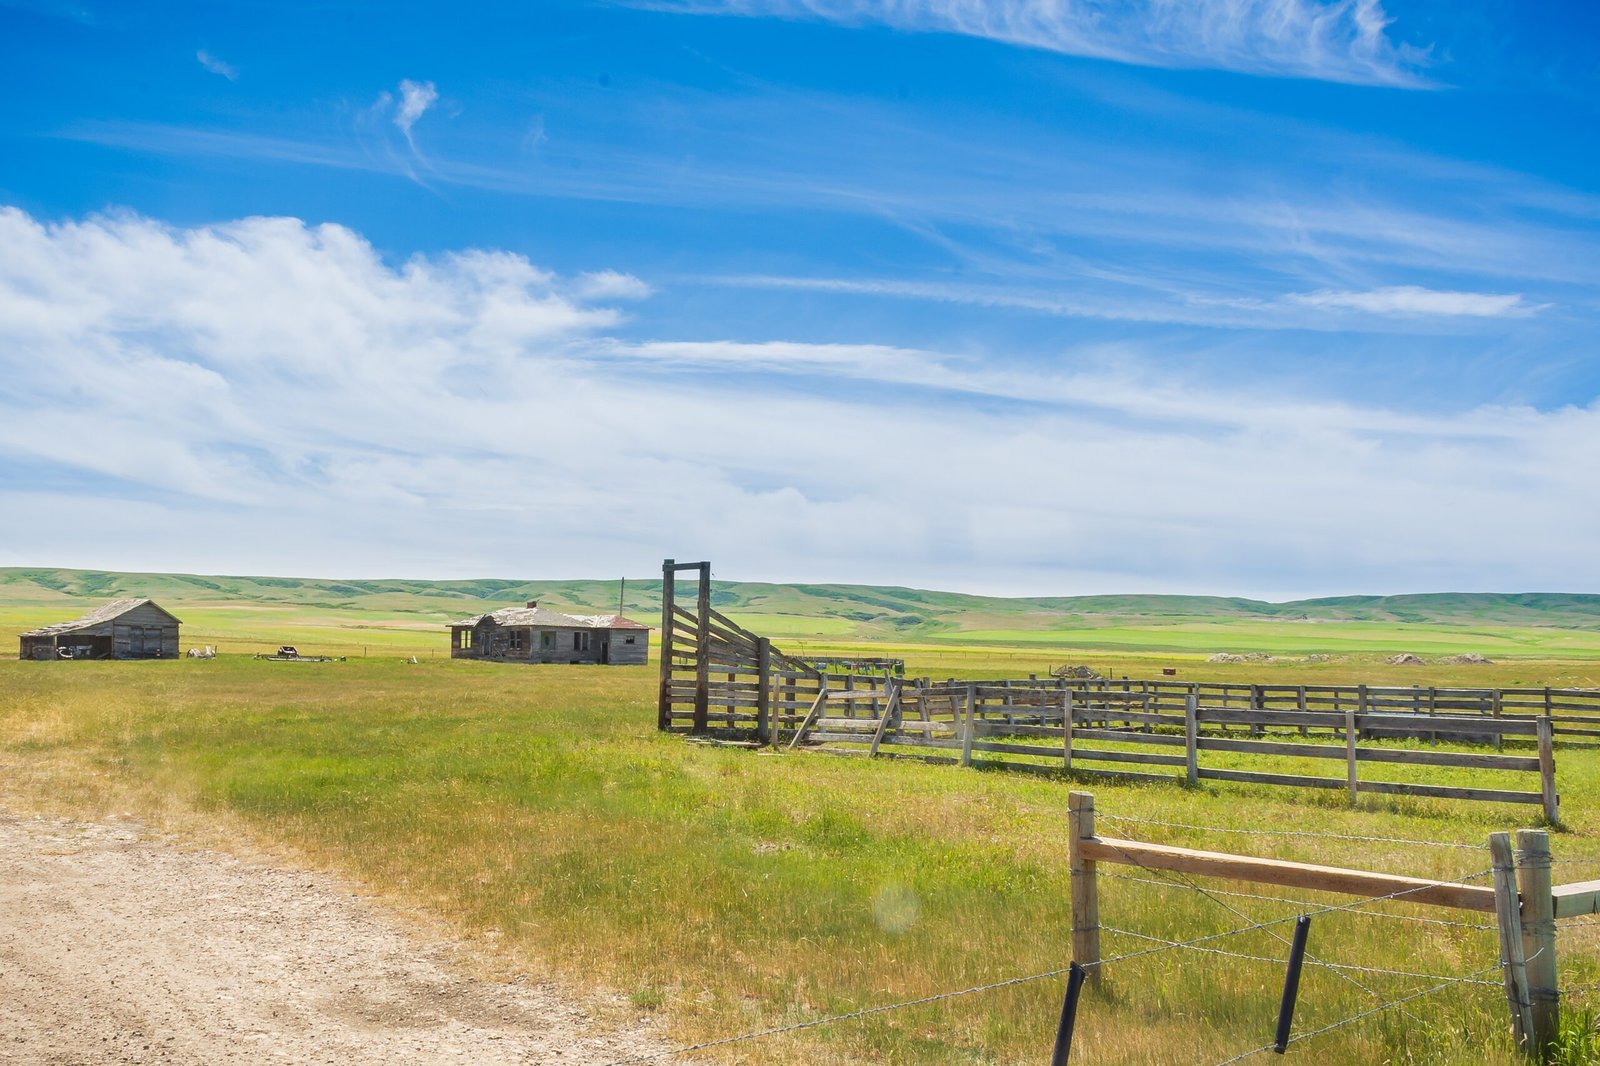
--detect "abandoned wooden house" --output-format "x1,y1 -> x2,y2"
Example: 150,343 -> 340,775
448,601 -> 649,664
18,598 -> 182,661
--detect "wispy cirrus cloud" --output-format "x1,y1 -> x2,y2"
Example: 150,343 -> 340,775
1284,286 -> 1537,317
195,49 -> 238,81
640,0 -> 1431,86
394,78 -> 438,148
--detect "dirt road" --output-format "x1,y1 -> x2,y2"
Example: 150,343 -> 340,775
0,812 -> 665,1064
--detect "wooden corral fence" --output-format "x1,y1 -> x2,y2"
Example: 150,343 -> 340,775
657,560 -> 1588,820
1067,790 -> 1600,1060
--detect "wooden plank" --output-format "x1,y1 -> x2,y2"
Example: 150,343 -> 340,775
1079,835 -> 1498,912
1355,780 -> 1542,804
1552,880 -> 1600,919
1354,748 -> 1539,771
787,688 -> 828,750
868,685 -> 899,758
1199,767 -> 1348,791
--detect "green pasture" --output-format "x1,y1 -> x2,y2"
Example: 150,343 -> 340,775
948,620 -> 1600,658
5,652 -> 1600,1063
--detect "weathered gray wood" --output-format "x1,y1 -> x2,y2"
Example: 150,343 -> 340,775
1063,691 -> 1073,772
1345,705 -> 1359,805
1184,694 -> 1199,786
1489,831 -> 1532,1050
693,562 -> 712,734
1538,716 -> 1559,824
1068,792 -> 1100,981
787,689 -> 829,751
960,684 -> 976,768
1515,829 -> 1558,1056
868,683 -> 899,758
756,637 -> 772,745
658,559 -> 675,730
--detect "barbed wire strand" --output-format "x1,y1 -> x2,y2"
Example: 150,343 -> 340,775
1101,872 -> 1495,930
1100,925 -> 1501,987
1207,963 -> 1504,1066
1096,812 -> 1486,851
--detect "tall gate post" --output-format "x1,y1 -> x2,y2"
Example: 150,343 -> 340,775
1068,791 -> 1101,983
693,562 -> 711,734
657,559 -> 674,731
756,636 -> 772,745
1516,828 -> 1559,1058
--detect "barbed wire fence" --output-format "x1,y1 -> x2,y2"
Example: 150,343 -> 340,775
595,803 -> 1600,1065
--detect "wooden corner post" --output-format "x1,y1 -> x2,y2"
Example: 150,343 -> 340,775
1516,828 -> 1558,1057
657,559 -> 674,731
1489,831 -> 1532,1051
1068,791 -> 1101,982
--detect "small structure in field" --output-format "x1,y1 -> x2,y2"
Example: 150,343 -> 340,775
448,601 -> 650,664
18,598 -> 181,660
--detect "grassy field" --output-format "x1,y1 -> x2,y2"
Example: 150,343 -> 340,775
7,566 -> 1600,659
6,646 -> 1600,1064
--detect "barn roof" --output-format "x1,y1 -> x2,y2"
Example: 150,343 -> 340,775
449,607 -> 652,631
20,598 -> 182,637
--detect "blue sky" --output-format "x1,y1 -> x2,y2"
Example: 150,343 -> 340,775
2,0 -> 1598,597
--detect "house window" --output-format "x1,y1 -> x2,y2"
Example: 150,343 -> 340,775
574,631 -> 592,652
624,635 -> 636,645
540,631 -> 556,651
509,630 -> 525,652
458,629 -> 473,650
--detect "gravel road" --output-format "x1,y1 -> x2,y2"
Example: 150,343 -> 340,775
0,812 -> 665,1065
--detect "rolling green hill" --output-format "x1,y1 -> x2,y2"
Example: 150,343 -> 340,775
4,567 -> 1600,662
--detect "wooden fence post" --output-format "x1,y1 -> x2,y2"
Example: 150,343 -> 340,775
1538,717 -> 1559,825
961,683 -> 977,767
1516,829 -> 1558,1057
1344,705 -> 1359,805
658,558 -> 675,731
1184,693 -> 1199,786
1063,691 -> 1074,773
756,636 -> 772,746
693,562 -> 711,734
1068,791 -> 1101,982
1489,831 -> 1533,1051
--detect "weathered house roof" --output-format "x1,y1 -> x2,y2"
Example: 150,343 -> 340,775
449,607 -> 651,630
568,614 -> 651,631
20,598 -> 182,637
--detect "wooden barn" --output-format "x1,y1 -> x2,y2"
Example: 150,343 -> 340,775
448,601 -> 649,665
18,598 -> 182,661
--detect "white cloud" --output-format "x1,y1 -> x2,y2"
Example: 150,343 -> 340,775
644,0 -> 1429,86
1285,286 -> 1536,317
574,270 -> 653,301
394,79 -> 439,145
195,49 -> 238,81
2,205 -> 1598,596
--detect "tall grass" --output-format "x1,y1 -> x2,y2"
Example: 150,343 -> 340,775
3,655 -> 1600,1062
